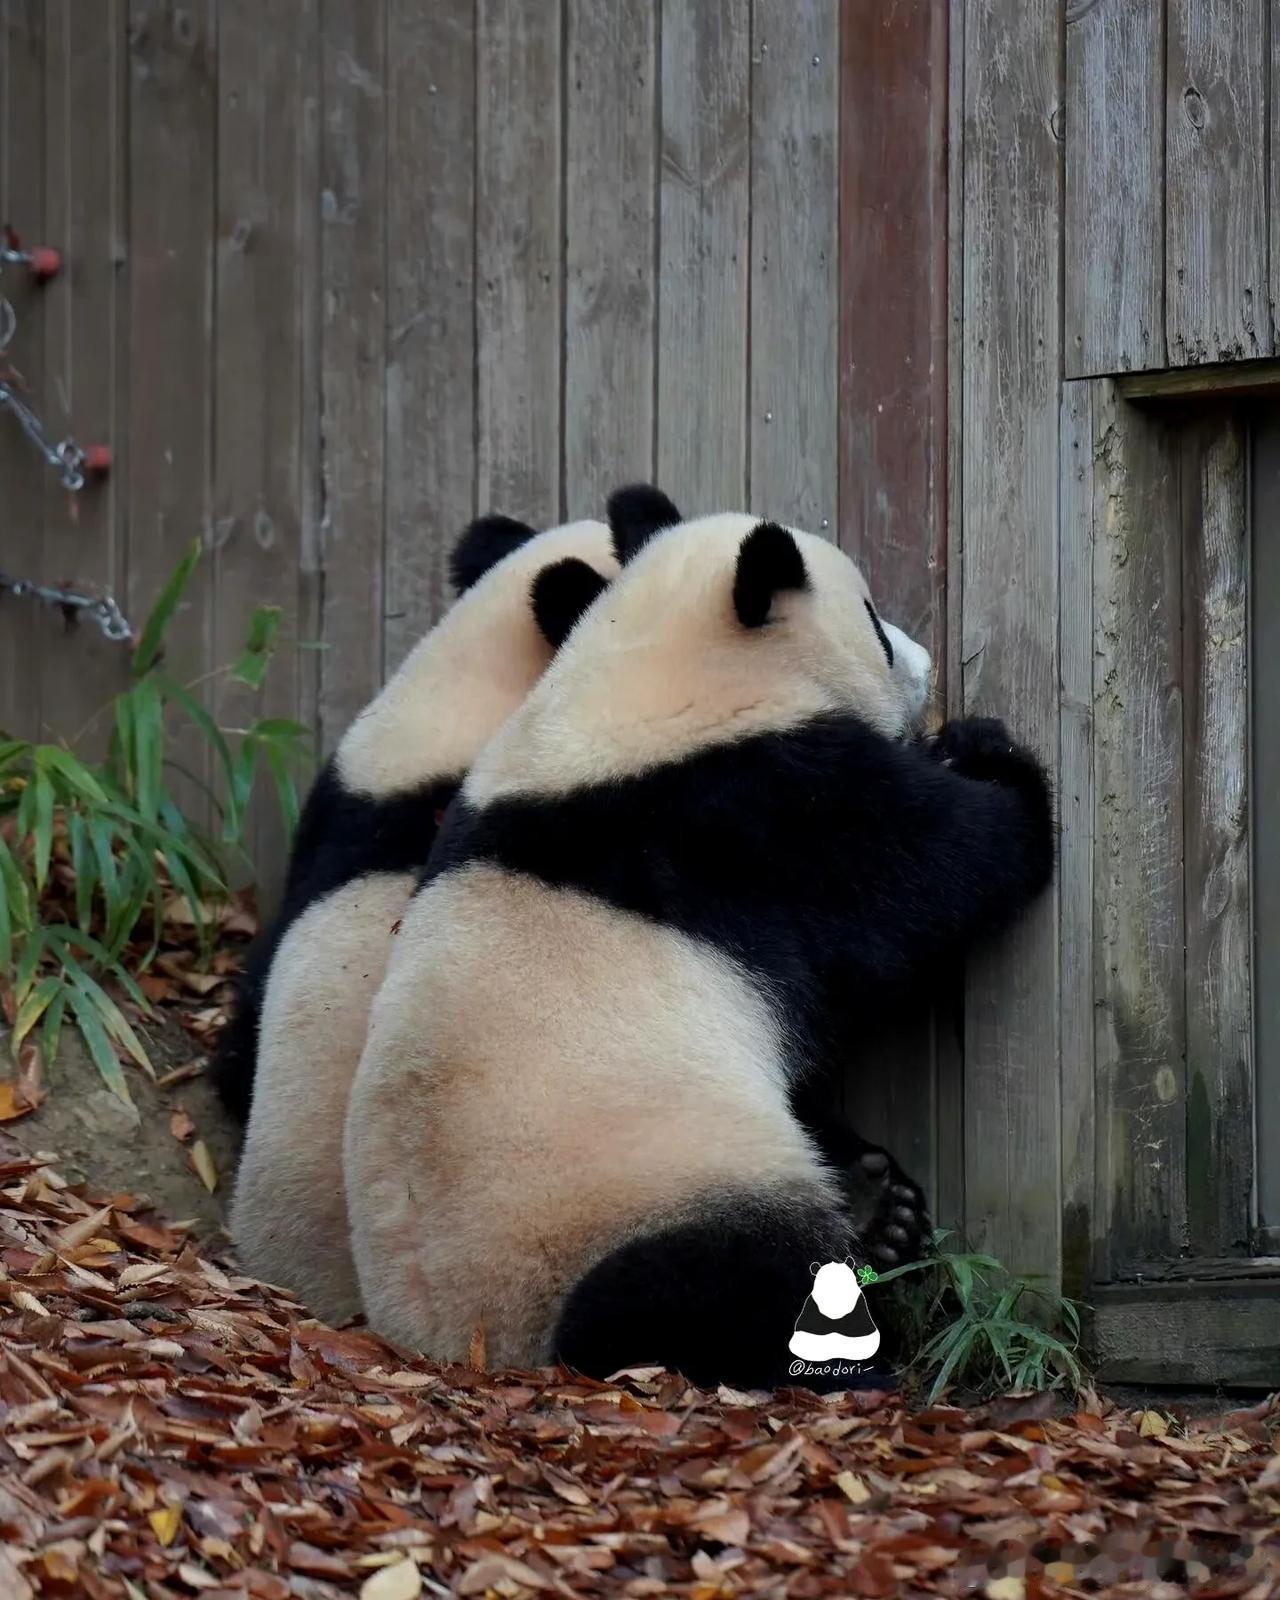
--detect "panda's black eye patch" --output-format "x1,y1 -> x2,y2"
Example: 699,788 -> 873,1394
864,600 -> 894,668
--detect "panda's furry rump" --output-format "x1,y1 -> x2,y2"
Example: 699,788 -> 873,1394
212,758 -> 458,1122
553,1189 -> 885,1392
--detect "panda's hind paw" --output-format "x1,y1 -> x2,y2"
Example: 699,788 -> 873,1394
851,1156 -> 930,1268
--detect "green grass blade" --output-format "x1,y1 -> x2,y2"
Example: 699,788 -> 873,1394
67,809 -> 97,931
62,958 -> 153,1075
31,766 -> 55,891
133,538 -> 202,677
42,923 -> 152,1016
12,974 -> 61,1050
37,744 -> 109,805
261,736 -> 300,839
89,814 -> 119,902
0,837 -> 31,934
66,985 -> 133,1104
130,678 -> 164,823
13,925 -> 45,1005
40,987 -> 66,1067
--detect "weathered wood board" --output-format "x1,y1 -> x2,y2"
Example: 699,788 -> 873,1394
656,0 -> 749,515
1064,0 -> 1164,377
957,0 -> 1062,1281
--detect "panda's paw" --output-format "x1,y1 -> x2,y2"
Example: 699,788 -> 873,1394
851,1149 -> 931,1268
925,715 -> 1047,793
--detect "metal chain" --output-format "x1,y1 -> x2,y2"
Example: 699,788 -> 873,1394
0,572 -> 133,643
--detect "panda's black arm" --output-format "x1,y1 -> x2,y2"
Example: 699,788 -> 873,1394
800,712 -> 1056,977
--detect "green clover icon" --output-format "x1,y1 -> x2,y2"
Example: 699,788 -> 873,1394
856,1264 -> 879,1286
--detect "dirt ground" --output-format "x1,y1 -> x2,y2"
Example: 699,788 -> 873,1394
3,1017 -> 241,1242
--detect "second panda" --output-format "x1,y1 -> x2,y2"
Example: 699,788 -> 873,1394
344,492 -> 1054,1390
226,516 -> 616,1322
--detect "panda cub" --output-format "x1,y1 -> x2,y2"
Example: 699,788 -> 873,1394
224,516 -> 617,1322
344,493 -> 1054,1390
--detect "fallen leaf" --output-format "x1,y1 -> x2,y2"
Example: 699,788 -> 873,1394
1139,1409 -> 1170,1438
360,1558 -> 423,1600
836,1470 -> 871,1504
150,1504 -> 182,1546
467,1321 -> 487,1371
0,1080 -> 41,1122
190,1139 -> 218,1192
170,1107 -> 196,1142
55,1203 -> 115,1252
986,1580 -> 1024,1600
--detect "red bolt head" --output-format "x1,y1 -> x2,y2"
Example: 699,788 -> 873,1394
29,246 -> 62,281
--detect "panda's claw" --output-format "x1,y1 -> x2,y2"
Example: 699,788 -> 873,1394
859,1151 -> 890,1176
872,1243 -> 899,1265
891,1204 -> 916,1225
884,1224 -> 909,1246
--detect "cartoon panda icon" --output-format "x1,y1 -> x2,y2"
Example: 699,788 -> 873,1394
788,1259 -> 881,1362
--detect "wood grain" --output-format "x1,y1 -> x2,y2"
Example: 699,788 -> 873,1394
958,0 -> 1062,1281
1166,0 -> 1270,364
837,0 -> 950,1230
38,0 -> 129,745
564,0 -> 656,517
1090,385 -> 1186,1275
317,0 -> 386,754
1064,0 -> 1164,377
126,0 -> 217,814
748,0 -> 837,531
1058,379 -> 1095,1299
476,0 -> 562,526
1254,411 -> 1280,1240
0,0 -> 47,743
213,0 -> 317,890
1181,410 -> 1252,1258
384,0 -> 475,670
656,0 -> 749,515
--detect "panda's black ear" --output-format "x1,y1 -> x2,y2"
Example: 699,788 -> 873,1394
733,521 -> 808,628
607,484 -> 682,564
450,514 -> 540,594
530,558 -> 609,649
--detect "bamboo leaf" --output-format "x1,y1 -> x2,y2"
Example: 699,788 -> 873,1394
40,986 -> 66,1067
133,538 -> 202,676
31,766 -> 54,891
66,986 -> 133,1104
12,975 -> 61,1050
230,605 -> 283,689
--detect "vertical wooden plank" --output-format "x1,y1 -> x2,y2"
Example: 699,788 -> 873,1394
39,0 -> 129,744
1272,0 -> 1280,357
318,0 -> 386,752
384,0 -> 475,672
837,0 -> 949,1224
1166,0 -> 1270,365
1182,411 -> 1252,1258
1059,380 -> 1095,1298
960,0 -> 1061,1281
213,1 -> 317,890
476,0 -> 561,526
656,0 -> 749,514
564,0 -> 656,518
127,1 -> 216,808
838,0 -> 948,662
1091,384 -> 1185,1275
749,0 -> 837,532
1063,0 -> 1164,377
1253,411 -> 1280,1238
0,0 -> 46,743
934,0 -> 968,1238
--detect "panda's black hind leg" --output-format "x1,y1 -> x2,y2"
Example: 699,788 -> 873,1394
552,1188 -> 893,1394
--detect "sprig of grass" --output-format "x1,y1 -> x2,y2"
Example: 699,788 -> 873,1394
876,1230 -> 1087,1402
1,541 -> 312,1103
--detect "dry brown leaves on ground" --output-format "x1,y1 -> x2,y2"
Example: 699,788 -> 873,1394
1,1146 -> 1278,1599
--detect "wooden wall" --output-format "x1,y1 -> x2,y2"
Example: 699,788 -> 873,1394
953,0 -> 1278,1384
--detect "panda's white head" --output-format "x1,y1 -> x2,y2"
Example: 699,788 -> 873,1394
811,1260 -> 862,1319
467,487 -> 934,800
336,515 -> 616,797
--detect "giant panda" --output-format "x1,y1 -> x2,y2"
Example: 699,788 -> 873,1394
343,491 -> 1054,1390
222,515 -> 618,1322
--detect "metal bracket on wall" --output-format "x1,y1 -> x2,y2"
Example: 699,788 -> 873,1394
0,227 -> 111,492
